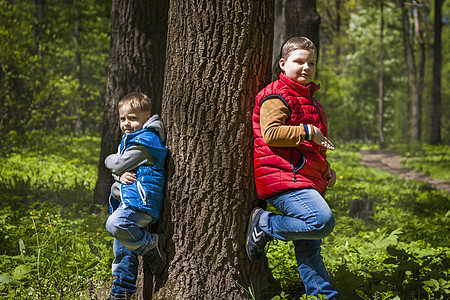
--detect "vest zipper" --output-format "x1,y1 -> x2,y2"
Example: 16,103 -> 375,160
310,88 -> 326,132
120,134 -> 128,155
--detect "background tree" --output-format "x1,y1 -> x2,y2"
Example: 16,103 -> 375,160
411,0 -> 426,141
93,0 -> 168,206
272,0 -> 320,78
379,0 -> 386,147
0,0 -> 110,144
430,0 -> 444,144
153,0 -> 275,298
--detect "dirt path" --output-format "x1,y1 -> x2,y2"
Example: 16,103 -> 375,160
359,149 -> 450,193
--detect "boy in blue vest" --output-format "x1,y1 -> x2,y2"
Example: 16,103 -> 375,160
105,92 -> 168,300
246,37 -> 337,299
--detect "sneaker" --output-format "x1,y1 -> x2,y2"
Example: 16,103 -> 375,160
143,233 -> 166,275
245,207 -> 273,262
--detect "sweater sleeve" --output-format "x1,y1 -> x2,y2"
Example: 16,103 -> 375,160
260,98 -> 314,147
105,145 -> 154,175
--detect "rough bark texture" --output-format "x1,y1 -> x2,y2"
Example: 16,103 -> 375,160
272,0 -> 320,78
154,0 -> 275,299
93,0 -> 168,206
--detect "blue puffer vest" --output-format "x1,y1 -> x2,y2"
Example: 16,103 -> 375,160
109,128 -> 168,222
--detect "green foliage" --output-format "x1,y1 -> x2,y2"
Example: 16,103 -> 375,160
0,134 -> 112,298
317,0 -> 450,145
0,0 -> 110,142
267,145 -> 450,299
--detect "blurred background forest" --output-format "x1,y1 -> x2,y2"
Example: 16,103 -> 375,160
0,0 -> 448,147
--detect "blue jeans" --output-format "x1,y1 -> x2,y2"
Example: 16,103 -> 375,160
259,189 -> 338,299
105,205 -> 155,297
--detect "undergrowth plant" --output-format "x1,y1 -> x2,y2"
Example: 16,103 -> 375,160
267,143 -> 450,300
1,135 -> 449,299
0,134 -> 112,299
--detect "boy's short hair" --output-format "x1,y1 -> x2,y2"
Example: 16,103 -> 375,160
118,92 -> 151,113
280,36 -> 317,60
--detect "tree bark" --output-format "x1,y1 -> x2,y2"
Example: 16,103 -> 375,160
154,0 -> 275,299
93,0 -> 168,207
430,0 -> 443,144
272,0 -> 320,78
285,0 -> 320,50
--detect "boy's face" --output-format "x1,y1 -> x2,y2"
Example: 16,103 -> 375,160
279,49 -> 316,85
119,105 -> 150,134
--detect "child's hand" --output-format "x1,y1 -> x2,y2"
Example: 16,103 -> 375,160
312,126 -> 334,150
327,168 -> 336,187
120,171 -> 137,185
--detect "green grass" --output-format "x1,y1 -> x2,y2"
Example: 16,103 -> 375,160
391,144 -> 450,181
0,134 -> 113,299
267,143 -> 450,300
1,136 -> 449,299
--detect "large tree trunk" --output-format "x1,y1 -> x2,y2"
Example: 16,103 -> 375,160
154,0 -> 275,299
430,0 -> 443,144
93,0 -> 168,207
272,0 -> 320,78
285,0 -> 320,49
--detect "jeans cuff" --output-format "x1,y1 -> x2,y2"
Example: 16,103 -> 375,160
258,210 -> 272,235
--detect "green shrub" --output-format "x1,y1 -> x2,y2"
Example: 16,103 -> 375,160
267,144 -> 450,299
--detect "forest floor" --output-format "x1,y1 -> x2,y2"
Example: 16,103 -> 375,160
359,149 -> 450,193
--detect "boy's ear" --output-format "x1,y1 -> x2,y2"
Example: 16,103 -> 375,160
279,58 -> 286,72
146,113 -> 151,121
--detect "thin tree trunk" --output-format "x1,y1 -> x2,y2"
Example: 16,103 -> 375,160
400,0 -> 412,140
93,0 -> 168,207
73,0 -> 82,133
156,0 -> 274,299
411,0 -> 425,141
31,0 -> 45,74
379,0 -> 385,147
430,0 -> 443,144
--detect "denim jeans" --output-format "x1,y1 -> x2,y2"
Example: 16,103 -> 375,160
105,205 -> 155,297
259,189 -> 338,299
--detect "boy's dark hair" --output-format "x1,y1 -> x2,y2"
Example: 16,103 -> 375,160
280,36 -> 317,60
118,92 -> 151,113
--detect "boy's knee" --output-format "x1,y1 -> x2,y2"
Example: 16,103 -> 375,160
310,210 -> 334,238
105,214 -> 121,237
318,213 -> 335,237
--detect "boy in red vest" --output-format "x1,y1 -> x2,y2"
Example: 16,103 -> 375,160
246,37 -> 338,299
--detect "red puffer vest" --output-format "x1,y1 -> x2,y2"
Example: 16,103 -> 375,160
252,73 -> 330,200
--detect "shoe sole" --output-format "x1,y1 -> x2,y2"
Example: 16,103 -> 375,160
245,207 -> 262,262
